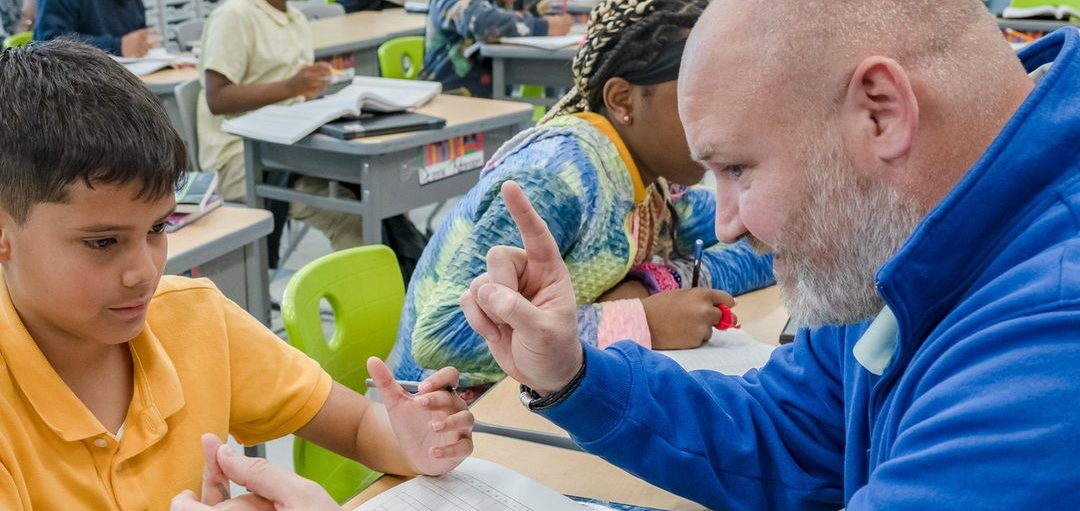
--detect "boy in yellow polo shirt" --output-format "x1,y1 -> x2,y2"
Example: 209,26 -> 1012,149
0,40 -> 473,510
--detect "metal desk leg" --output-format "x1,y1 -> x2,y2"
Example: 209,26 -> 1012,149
493,57 -> 509,100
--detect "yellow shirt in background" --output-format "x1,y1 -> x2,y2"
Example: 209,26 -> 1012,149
0,276 -> 332,510
196,0 -> 312,199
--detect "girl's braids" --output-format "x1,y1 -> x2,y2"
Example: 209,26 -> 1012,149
541,0 -> 707,122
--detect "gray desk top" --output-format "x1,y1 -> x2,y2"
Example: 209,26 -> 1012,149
479,44 -> 578,60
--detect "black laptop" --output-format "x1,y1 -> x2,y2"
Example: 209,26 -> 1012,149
318,111 -> 446,139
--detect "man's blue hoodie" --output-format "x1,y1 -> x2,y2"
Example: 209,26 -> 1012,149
538,27 -> 1080,510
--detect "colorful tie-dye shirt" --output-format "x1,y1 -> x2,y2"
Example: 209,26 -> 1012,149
389,113 -> 775,386
419,0 -> 550,97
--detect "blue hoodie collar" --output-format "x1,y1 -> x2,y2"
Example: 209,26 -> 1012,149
876,27 -> 1080,360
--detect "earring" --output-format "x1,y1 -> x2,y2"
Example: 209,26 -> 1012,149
623,115 -> 632,125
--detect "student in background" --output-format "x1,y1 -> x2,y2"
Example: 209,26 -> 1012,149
198,0 -> 365,252
390,0 -> 774,398
0,40 -> 473,510
420,0 -> 573,97
33,0 -> 155,56
0,0 -> 20,37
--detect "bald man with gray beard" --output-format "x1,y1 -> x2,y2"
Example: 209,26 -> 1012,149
457,0 -> 1080,509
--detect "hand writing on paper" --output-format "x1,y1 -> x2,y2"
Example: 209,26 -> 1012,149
459,181 -> 583,395
644,288 -> 736,349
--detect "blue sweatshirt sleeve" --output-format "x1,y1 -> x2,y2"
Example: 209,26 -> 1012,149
538,331 -> 848,511
442,0 -> 548,42
34,0 -> 121,54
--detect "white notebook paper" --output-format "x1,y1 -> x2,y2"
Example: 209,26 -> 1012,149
221,76 -> 441,145
356,458 -> 586,511
498,34 -> 583,50
113,48 -> 197,76
656,328 -> 775,375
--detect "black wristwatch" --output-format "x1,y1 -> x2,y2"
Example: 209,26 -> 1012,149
518,353 -> 586,411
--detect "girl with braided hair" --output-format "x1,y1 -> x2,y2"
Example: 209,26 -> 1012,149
390,0 -> 775,396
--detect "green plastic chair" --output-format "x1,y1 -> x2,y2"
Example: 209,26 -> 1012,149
2,31 -> 32,50
519,84 -> 547,123
281,245 -> 406,503
377,36 -> 425,80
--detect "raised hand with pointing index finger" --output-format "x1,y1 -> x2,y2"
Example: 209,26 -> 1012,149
459,181 -> 583,395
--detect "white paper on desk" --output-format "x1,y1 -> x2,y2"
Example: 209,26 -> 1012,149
656,328 -> 775,375
113,48 -> 197,76
356,458 -> 586,511
498,34 -> 583,50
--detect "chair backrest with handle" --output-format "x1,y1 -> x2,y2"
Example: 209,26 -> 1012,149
280,244 -> 406,503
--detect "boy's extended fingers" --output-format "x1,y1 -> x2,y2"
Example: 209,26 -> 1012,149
500,181 -> 562,265
419,367 -> 461,394
430,437 -> 474,462
215,445 -> 335,508
416,389 -> 462,410
432,409 -> 475,433
170,490 -> 211,511
366,357 -> 408,407
200,434 -> 229,505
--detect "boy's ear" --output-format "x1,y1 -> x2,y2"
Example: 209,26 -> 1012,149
0,210 -> 12,264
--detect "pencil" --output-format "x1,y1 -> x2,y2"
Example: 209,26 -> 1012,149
365,378 -> 456,394
691,238 -> 704,287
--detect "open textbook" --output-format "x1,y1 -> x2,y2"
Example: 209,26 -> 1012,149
113,48 -> 197,76
656,327 -> 776,374
221,76 -> 442,145
356,458 -> 587,511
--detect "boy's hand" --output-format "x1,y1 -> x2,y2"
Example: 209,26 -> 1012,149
121,28 -> 156,58
544,14 -> 573,36
459,181 -> 583,395
170,434 -> 337,511
643,288 -> 736,350
368,357 -> 473,476
289,63 -> 333,100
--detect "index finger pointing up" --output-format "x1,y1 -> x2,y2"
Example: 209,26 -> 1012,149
501,181 -> 562,265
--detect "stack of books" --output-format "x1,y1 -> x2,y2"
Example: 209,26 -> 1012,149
167,171 -> 223,233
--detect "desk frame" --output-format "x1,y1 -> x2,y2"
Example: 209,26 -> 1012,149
481,45 -> 576,107
242,101 -> 533,245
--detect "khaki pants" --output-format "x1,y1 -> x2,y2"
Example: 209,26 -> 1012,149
216,153 -> 364,252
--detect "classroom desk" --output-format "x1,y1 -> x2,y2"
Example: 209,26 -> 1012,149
343,285 -> 787,511
311,9 -> 427,76
166,206 -> 273,325
242,94 -> 534,245
480,44 -> 577,107
141,9 -> 427,127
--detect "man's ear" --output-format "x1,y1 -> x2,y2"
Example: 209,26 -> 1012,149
0,210 -> 14,264
602,77 -> 635,126
841,56 -> 919,164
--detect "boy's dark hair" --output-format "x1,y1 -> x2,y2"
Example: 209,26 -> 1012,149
544,0 -> 707,119
0,38 -> 188,224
